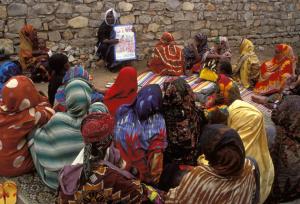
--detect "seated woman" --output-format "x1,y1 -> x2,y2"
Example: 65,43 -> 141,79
0,60 -> 22,98
148,32 -> 185,76
162,78 -> 207,166
207,36 -> 232,64
30,79 -> 94,189
184,33 -> 209,73
58,112 -> 163,203
165,124 -> 260,204
253,44 -> 296,96
0,76 -> 54,176
19,24 -> 50,82
96,8 -> 124,71
228,98 -> 274,203
54,65 -> 103,112
104,66 -> 138,117
48,53 -> 70,106
267,95 -> 300,203
115,84 -> 167,185
196,61 -> 241,124
233,39 -> 260,89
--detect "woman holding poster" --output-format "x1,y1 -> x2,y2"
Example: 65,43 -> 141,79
96,8 -> 121,71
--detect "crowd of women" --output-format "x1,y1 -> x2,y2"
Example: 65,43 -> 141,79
0,8 -> 299,204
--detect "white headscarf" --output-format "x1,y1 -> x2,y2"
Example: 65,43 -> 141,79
104,8 -> 119,25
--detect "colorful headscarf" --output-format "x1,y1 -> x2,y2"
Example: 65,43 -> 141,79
195,33 -> 208,54
81,113 -> 114,144
162,78 -> 207,165
0,76 -> 54,176
115,84 -> 167,183
104,67 -> 138,116
200,124 -> 245,176
65,79 -> 92,118
19,24 -> 39,70
0,61 -> 22,96
55,66 -> 103,110
158,32 -> 175,45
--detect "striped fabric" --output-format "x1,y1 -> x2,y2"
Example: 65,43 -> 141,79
136,71 -> 271,117
30,80 -> 92,189
166,159 -> 258,204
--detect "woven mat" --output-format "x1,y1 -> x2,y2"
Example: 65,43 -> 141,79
0,173 -> 56,204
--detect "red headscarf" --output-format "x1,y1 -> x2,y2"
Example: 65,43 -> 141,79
0,76 -> 54,176
104,67 -> 138,116
81,113 -> 114,144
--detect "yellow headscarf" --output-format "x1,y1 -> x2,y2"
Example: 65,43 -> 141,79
234,39 -> 260,88
228,100 -> 274,204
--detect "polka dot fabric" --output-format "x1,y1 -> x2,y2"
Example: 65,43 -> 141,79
0,76 -> 55,176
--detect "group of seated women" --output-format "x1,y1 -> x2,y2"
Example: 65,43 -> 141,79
0,19 -> 299,203
0,57 -> 299,203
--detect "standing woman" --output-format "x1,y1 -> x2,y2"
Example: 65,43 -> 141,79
96,8 -> 120,71
103,66 -> 138,117
162,78 -> 207,166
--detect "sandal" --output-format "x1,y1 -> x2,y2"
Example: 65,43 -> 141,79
3,181 -> 17,204
0,184 -> 5,204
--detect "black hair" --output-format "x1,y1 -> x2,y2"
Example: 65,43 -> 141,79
219,61 -> 233,77
48,53 -> 68,74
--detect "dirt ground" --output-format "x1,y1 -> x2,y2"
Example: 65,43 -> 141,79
35,45 -> 300,93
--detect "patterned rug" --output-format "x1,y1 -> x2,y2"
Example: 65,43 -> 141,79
0,173 -> 56,204
136,71 -> 272,117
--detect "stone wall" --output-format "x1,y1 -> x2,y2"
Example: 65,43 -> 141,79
0,0 -> 300,60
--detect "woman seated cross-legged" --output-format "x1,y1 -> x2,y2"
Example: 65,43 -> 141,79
165,124 -> 260,204
148,32 -> 185,76
30,79 -> 97,189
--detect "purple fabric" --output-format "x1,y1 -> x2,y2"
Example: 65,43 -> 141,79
59,164 -> 83,196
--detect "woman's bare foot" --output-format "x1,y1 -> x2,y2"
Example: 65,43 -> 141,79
251,94 -> 268,105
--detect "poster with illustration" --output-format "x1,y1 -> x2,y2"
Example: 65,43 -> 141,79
113,25 -> 136,61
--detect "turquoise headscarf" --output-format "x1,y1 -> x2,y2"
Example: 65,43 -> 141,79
65,79 -> 92,118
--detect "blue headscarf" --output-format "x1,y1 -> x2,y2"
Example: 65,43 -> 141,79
0,61 -> 22,97
115,84 -> 167,151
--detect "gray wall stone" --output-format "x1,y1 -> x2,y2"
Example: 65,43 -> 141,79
0,0 -> 299,58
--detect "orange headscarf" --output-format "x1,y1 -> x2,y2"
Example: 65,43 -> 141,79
19,24 -> 38,69
104,67 -> 138,116
0,76 -> 54,176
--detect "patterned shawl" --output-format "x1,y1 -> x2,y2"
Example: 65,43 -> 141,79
0,76 -> 54,176
31,79 -> 92,189
166,124 -> 259,204
269,95 -> 300,202
115,84 -> 167,184
148,32 -> 185,76
162,78 -> 206,166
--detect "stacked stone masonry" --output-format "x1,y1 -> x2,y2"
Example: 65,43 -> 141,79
0,0 -> 300,59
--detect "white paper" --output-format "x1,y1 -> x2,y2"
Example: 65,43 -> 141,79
113,25 -> 136,61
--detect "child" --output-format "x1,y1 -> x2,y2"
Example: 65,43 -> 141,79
48,53 -> 70,105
